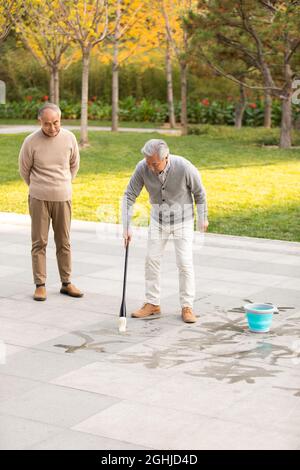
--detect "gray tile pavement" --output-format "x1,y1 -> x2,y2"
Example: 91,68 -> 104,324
0,212 -> 299,449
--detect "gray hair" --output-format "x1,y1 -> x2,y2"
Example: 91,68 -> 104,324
38,103 -> 61,119
141,139 -> 169,160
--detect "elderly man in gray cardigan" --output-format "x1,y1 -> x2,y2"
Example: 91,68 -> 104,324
122,139 -> 208,323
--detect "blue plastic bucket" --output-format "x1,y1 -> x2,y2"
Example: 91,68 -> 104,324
244,303 -> 276,333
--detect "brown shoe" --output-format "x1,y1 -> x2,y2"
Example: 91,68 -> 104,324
182,306 -> 197,323
34,286 -> 47,301
131,303 -> 161,318
60,283 -> 83,298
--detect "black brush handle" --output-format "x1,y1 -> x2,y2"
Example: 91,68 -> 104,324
119,243 -> 129,318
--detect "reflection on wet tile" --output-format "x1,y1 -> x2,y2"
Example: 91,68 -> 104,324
185,359 -> 281,384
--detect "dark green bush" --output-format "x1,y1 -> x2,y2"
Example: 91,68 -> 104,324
0,97 -> 298,126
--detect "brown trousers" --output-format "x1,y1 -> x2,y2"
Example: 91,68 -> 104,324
28,196 -> 72,285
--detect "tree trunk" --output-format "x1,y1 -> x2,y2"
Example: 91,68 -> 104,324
53,66 -> 59,105
136,74 -> 142,101
280,93 -> 292,148
264,90 -> 272,128
166,38 -> 176,128
111,44 -> 119,132
234,84 -> 246,128
279,60 -> 293,149
112,0 -> 121,132
180,61 -> 188,136
180,25 -> 188,137
80,49 -> 90,147
49,68 -> 55,103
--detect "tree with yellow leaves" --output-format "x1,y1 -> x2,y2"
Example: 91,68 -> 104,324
158,0 -> 198,135
0,1 -> 11,45
12,0 -> 78,104
53,0 -> 109,146
97,0 -> 176,131
108,0 -> 153,131
142,1 -> 177,128
0,0 -> 20,45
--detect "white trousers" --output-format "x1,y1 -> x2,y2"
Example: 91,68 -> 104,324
145,218 -> 195,308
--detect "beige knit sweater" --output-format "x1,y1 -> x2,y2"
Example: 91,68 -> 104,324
19,127 -> 80,201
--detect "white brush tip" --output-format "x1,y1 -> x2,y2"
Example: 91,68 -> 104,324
118,317 -> 127,333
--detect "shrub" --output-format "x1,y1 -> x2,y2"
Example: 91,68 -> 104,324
0,96 -> 298,127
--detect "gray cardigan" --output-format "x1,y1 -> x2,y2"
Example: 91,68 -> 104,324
122,154 -> 208,229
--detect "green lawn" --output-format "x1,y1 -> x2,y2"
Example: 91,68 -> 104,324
0,125 -> 299,242
0,118 -> 164,128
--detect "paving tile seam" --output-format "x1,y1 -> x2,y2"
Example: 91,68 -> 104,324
0,411 -> 68,430
26,430 -> 156,451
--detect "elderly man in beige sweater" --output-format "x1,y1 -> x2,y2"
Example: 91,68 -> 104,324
19,103 -> 83,301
